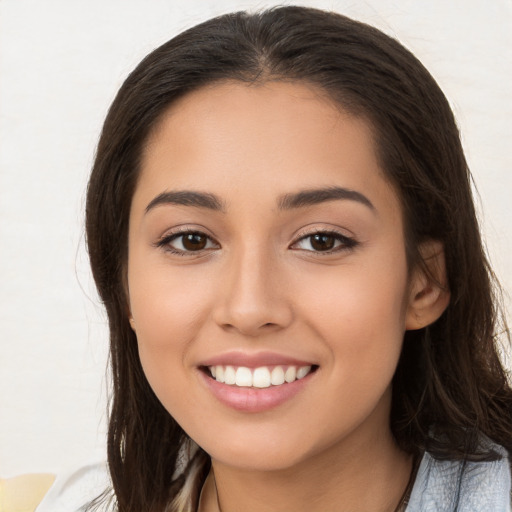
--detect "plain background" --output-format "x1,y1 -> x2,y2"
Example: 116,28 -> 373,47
1,0 -> 511,477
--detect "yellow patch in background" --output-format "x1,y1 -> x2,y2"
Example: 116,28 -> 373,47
0,474 -> 55,512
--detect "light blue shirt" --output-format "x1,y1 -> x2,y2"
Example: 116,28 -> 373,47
407,443 -> 511,511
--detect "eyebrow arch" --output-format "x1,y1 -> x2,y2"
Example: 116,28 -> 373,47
145,190 -> 224,214
277,186 -> 375,212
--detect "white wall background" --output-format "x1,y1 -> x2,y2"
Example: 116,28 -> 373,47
1,0 -> 510,477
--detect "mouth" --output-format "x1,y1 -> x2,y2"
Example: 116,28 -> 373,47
200,364 -> 319,389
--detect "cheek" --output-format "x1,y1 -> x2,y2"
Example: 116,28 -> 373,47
299,259 -> 408,332
127,255 -> 215,402
289,261 -> 408,440
129,251 -> 213,337
294,253 -> 409,376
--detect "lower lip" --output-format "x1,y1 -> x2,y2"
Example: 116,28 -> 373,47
199,370 -> 314,413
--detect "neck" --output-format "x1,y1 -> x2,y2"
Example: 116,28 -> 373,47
199,426 -> 413,512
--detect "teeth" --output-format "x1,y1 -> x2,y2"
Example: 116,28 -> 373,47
284,366 -> 296,383
271,366 -> 285,385
209,365 -> 312,388
297,366 -> 311,379
235,367 -> 252,387
253,367 -> 271,388
224,366 -> 236,385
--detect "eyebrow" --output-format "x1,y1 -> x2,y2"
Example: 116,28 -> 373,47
145,186 -> 375,214
145,190 -> 224,213
277,186 -> 375,212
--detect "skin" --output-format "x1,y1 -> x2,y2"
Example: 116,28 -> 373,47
127,81 -> 449,512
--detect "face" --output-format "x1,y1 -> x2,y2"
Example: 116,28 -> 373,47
128,81 -> 414,472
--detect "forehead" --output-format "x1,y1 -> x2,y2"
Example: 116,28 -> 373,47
143,81 -> 348,163
136,81 -> 400,220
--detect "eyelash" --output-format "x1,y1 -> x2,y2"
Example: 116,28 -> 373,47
290,229 -> 359,254
155,229 -> 219,256
155,228 -> 358,256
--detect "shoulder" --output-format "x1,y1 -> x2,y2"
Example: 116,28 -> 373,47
407,443 -> 511,512
35,462 -> 110,512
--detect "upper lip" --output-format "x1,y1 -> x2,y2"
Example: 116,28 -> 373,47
199,351 -> 316,368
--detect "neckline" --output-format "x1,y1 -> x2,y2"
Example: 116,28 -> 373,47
198,452 -> 424,512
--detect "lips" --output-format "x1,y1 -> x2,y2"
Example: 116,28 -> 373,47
200,351 -> 316,369
197,351 -> 318,412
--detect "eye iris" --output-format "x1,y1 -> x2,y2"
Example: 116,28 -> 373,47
311,234 -> 335,251
182,233 -> 207,251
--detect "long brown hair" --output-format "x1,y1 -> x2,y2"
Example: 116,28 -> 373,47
85,6 -> 511,511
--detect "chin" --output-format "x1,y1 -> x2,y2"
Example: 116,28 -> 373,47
211,448 -> 309,473
197,429 -> 322,473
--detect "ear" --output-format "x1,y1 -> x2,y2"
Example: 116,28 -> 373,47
405,240 -> 450,331
124,275 -> 136,332
126,300 -> 136,331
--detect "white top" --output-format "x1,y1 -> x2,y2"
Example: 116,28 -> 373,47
36,462 -> 109,512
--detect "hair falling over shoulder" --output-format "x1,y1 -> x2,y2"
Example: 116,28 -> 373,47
85,6 -> 512,511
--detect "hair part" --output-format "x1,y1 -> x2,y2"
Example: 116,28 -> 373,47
85,6 -> 511,510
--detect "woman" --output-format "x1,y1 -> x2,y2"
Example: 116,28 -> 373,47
80,6 -> 511,511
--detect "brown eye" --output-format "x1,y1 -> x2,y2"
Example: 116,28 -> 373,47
291,231 -> 358,253
310,234 -> 336,251
157,231 -> 218,254
182,233 -> 208,251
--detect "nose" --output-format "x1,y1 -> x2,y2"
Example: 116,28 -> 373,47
213,244 -> 294,337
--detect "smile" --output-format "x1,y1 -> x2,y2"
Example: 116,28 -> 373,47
207,365 -> 313,388
199,360 -> 318,412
